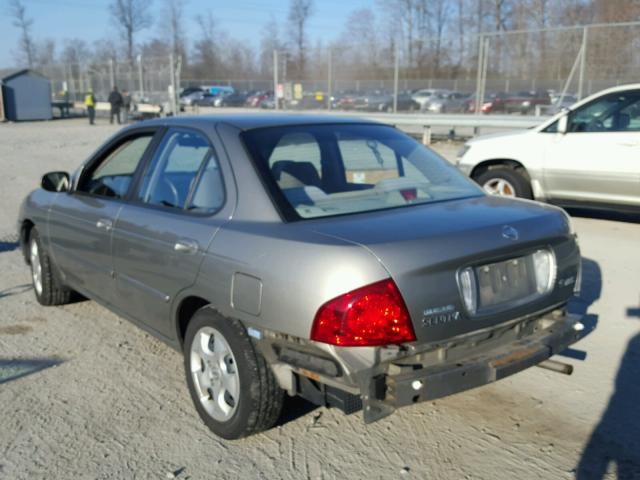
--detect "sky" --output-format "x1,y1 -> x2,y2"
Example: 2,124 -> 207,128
0,0 -> 374,68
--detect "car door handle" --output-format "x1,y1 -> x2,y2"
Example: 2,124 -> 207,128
617,141 -> 639,147
96,219 -> 113,231
174,239 -> 199,254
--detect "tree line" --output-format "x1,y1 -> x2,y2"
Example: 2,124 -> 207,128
8,0 -> 640,85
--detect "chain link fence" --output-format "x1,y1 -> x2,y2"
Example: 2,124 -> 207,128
40,56 -> 176,108
21,21 -> 640,116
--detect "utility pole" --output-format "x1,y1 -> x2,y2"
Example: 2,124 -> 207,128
176,54 -> 182,113
327,49 -> 332,111
273,50 -> 279,110
577,26 -> 588,99
393,43 -> 399,113
109,58 -> 115,88
475,34 -> 484,115
137,54 -> 144,98
170,53 -> 177,115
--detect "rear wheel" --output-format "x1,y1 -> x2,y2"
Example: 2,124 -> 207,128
29,228 -> 72,306
184,307 -> 284,439
475,167 -> 533,199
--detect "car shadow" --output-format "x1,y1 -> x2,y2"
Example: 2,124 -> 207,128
0,357 -> 63,385
275,395 -> 319,427
0,284 -> 32,300
565,207 -> 640,224
0,241 -> 18,253
567,257 -> 601,335
575,303 -> 640,479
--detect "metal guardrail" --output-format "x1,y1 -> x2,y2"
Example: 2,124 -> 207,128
213,107 -> 548,144
345,112 -> 546,143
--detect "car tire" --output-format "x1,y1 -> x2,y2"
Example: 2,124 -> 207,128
474,167 -> 533,199
184,307 -> 284,440
28,228 -> 72,306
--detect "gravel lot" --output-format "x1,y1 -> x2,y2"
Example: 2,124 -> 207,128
0,118 -> 638,480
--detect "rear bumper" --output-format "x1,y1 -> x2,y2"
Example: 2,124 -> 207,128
359,311 -> 586,423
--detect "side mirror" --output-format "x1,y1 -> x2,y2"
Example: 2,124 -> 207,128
557,113 -> 569,134
41,171 -> 70,192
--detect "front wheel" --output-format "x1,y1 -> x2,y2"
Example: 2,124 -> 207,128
184,308 -> 284,439
29,228 -> 72,306
474,167 -> 533,199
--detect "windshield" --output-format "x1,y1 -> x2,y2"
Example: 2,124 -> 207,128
241,124 -> 482,220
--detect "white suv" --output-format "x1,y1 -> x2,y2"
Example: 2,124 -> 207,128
457,84 -> 640,211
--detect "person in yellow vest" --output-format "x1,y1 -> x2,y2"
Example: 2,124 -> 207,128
84,88 -> 96,125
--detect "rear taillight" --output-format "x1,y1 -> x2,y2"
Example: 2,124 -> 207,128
310,279 -> 416,347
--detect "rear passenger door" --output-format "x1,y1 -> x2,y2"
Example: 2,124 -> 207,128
111,127 -> 234,339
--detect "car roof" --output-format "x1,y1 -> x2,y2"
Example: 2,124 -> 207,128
137,113 -> 381,131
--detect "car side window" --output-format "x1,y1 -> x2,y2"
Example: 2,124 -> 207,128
137,129 -> 224,212
568,92 -> 640,133
79,135 -> 153,199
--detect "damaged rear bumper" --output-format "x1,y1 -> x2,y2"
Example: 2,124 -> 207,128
357,312 -> 586,423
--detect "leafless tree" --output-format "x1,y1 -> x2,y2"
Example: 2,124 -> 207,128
34,39 -> 56,68
287,0 -> 313,79
192,12 -> 218,78
160,0 -> 186,61
260,17 -> 284,77
9,0 -> 35,67
109,0 -> 153,65
61,39 -> 91,66
338,8 -> 380,74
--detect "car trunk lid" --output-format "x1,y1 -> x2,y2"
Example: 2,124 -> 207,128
308,195 -> 579,343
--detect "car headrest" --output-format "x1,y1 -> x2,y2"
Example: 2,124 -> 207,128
271,160 -> 321,188
616,113 -> 631,130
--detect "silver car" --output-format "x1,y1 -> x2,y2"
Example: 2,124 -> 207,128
19,114 -> 586,439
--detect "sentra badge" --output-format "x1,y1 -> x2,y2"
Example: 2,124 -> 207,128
422,304 -> 461,327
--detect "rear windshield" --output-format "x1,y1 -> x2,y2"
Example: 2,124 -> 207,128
241,124 -> 482,220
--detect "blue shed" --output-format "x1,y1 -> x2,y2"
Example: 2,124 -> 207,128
1,69 -> 53,121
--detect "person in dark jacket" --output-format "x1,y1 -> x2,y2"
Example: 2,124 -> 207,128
108,86 -> 124,124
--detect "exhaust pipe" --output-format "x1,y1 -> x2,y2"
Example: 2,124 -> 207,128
537,359 -> 573,375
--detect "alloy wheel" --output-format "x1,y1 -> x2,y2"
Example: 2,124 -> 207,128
190,326 -> 240,422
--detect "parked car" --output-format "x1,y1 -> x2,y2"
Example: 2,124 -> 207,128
424,92 -> 471,113
353,90 -> 391,111
218,91 -> 253,107
180,86 -> 204,98
411,89 -> 451,109
179,91 -> 207,108
246,91 -> 273,108
367,92 -> 419,112
503,90 -> 551,114
260,94 -> 276,109
332,91 -> 360,110
20,114 -> 586,440
457,84 -> 640,211
465,92 -> 511,114
193,92 -> 218,107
